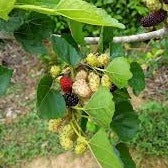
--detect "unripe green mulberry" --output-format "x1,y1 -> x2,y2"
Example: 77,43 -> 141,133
146,0 -> 161,11
75,136 -> 87,154
59,136 -> 74,150
61,124 -> 75,138
86,53 -> 99,67
59,124 -> 75,150
98,54 -> 110,67
48,119 -> 63,133
101,74 -> 111,89
50,65 -> 61,78
88,72 -> 100,92
163,3 -> 168,12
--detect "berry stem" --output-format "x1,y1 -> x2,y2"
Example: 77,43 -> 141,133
80,115 -> 90,119
74,117 -> 87,137
70,66 -> 75,79
72,107 -> 85,111
71,121 -> 88,145
71,113 -> 88,138
70,121 -> 81,138
94,67 -> 105,72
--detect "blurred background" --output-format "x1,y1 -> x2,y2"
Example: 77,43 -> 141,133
0,0 -> 168,168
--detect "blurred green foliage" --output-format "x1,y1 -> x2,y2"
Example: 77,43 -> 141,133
131,101 -> 168,156
0,0 -> 148,37
126,37 -> 168,77
85,0 -> 148,35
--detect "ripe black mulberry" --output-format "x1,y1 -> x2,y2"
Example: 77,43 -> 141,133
64,92 -> 79,107
141,10 -> 167,27
163,0 -> 168,4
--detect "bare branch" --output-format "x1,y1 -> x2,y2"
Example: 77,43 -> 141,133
113,27 -> 168,43
84,37 -> 99,44
1,27 -> 168,44
84,27 -> 168,44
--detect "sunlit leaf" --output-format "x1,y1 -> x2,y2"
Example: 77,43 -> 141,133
89,129 -> 123,168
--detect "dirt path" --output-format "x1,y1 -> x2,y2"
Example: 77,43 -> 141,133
22,152 -> 99,168
0,40 -> 44,122
22,151 -> 168,168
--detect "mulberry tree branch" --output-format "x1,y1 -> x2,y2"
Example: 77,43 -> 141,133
1,27 -> 168,43
84,27 -> 168,44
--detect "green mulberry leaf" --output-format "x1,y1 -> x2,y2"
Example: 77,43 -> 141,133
89,129 -> 123,168
129,62 -> 145,96
84,87 -> 115,128
106,57 -> 132,88
52,35 -> 82,66
111,101 -> 139,142
15,0 -> 125,28
36,75 -> 67,119
0,0 -> 16,20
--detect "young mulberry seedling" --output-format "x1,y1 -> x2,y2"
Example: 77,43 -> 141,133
141,10 -> 167,27
64,92 -> 79,107
60,76 -> 73,92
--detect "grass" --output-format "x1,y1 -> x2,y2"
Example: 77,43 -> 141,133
131,101 -> 168,156
0,109 -> 63,168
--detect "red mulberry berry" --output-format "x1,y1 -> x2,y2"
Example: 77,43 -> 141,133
141,10 -> 167,27
60,76 -> 73,92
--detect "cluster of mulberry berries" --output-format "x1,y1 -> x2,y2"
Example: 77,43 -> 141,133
48,121 -> 88,153
59,76 -> 79,107
72,53 -> 115,99
86,53 -> 110,67
141,0 -> 168,27
47,52 -> 118,155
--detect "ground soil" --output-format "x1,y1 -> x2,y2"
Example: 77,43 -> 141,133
0,40 -> 44,123
22,152 -> 99,168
